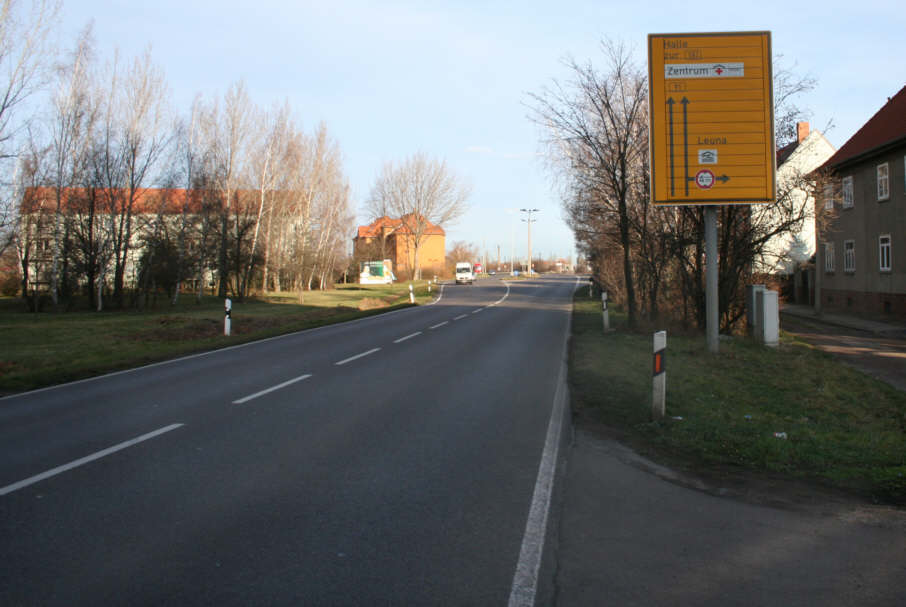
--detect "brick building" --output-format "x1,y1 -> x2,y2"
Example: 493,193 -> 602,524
353,215 -> 445,280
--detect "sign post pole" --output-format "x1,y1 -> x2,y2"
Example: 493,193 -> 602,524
705,207 -> 719,353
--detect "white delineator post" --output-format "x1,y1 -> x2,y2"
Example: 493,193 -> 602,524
601,291 -> 610,332
409,284 -> 414,303
224,298 -> 232,336
652,331 -> 666,419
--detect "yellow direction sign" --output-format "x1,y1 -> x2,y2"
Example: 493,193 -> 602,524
648,32 -> 775,205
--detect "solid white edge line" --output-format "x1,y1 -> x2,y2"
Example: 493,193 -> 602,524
429,321 -> 448,330
0,423 -> 185,496
232,373 -> 312,404
426,284 -> 445,305
453,314 -> 468,321
335,347 -> 381,366
394,332 -> 422,344
472,309 -> 483,314
507,276 -> 578,607
490,282 -> 511,306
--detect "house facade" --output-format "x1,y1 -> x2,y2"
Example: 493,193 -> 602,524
817,86 -> 906,319
759,122 -> 836,276
353,215 -> 445,280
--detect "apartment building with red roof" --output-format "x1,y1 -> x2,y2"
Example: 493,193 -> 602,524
816,85 -> 906,319
353,214 -> 445,280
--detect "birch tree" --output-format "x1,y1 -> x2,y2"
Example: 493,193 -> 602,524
0,0 -> 61,257
46,25 -> 93,305
111,48 -> 170,306
207,80 -> 254,298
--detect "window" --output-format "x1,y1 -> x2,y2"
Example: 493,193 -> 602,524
843,240 -> 855,272
879,235 -> 891,271
823,183 -> 834,209
842,176 -> 854,208
877,163 -> 889,200
824,242 -> 835,272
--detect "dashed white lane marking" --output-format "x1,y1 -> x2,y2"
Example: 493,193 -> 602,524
233,374 -> 312,404
453,314 -> 468,321
0,424 -> 185,496
394,332 -> 422,344
472,308 -> 483,314
335,348 -> 381,366
429,321 -> 448,330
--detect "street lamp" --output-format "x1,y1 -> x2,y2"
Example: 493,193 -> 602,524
520,208 -> 539,275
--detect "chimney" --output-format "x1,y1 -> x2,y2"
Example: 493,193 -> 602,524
797,121 -> 809,143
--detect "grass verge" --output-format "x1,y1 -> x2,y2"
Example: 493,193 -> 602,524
0,282 -> 437,395
570,292 -> 906,504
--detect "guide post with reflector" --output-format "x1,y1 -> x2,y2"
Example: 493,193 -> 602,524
652,331 -> 666,419
601,291 -> 610,332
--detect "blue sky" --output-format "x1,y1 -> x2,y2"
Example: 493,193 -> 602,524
58,0 -> 905,264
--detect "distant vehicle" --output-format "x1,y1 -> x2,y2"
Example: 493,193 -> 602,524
473,263 -> 483,274
455,262 -> 474,285
359,260 -> 395,284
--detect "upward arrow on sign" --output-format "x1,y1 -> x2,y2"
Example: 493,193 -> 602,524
667,98 -> 675,196
681,97 -> 689,196
666,97 -> 691,197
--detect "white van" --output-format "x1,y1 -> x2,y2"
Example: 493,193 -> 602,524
455,262 -> 474,285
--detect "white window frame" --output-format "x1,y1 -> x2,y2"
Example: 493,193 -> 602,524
824,242 -> 835,272
877,162 -> 889,200
843,240 -> 855,273
823,183 -> 834,209
842,176 -> 854,208
879,235 -> 891,272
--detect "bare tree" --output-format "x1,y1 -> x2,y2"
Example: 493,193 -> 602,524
242,101 -> 287,298
529,40 -> 648,327
367,151 -> 469,280
0,0 -> 60,158
0,0 -> 61,257
169,95 -> 202,304
46,25 -> 94,305
206,80 -> 255,298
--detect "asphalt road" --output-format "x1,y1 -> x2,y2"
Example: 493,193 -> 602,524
0,275 -> 578,606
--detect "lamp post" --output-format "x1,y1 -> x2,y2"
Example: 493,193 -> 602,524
520,208 -> 539,275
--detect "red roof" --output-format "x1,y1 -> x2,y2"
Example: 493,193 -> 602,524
356,214 -> 445,238
823,85 -> 906,169
21,187 -> 208,214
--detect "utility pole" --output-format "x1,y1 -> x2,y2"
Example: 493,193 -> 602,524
520,208 -> 539,275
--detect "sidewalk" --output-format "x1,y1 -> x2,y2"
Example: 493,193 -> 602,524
780,303 -> 906,337
554,427 -> 906,607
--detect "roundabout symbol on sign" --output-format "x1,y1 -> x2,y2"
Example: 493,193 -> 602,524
695,169 -> 715,189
